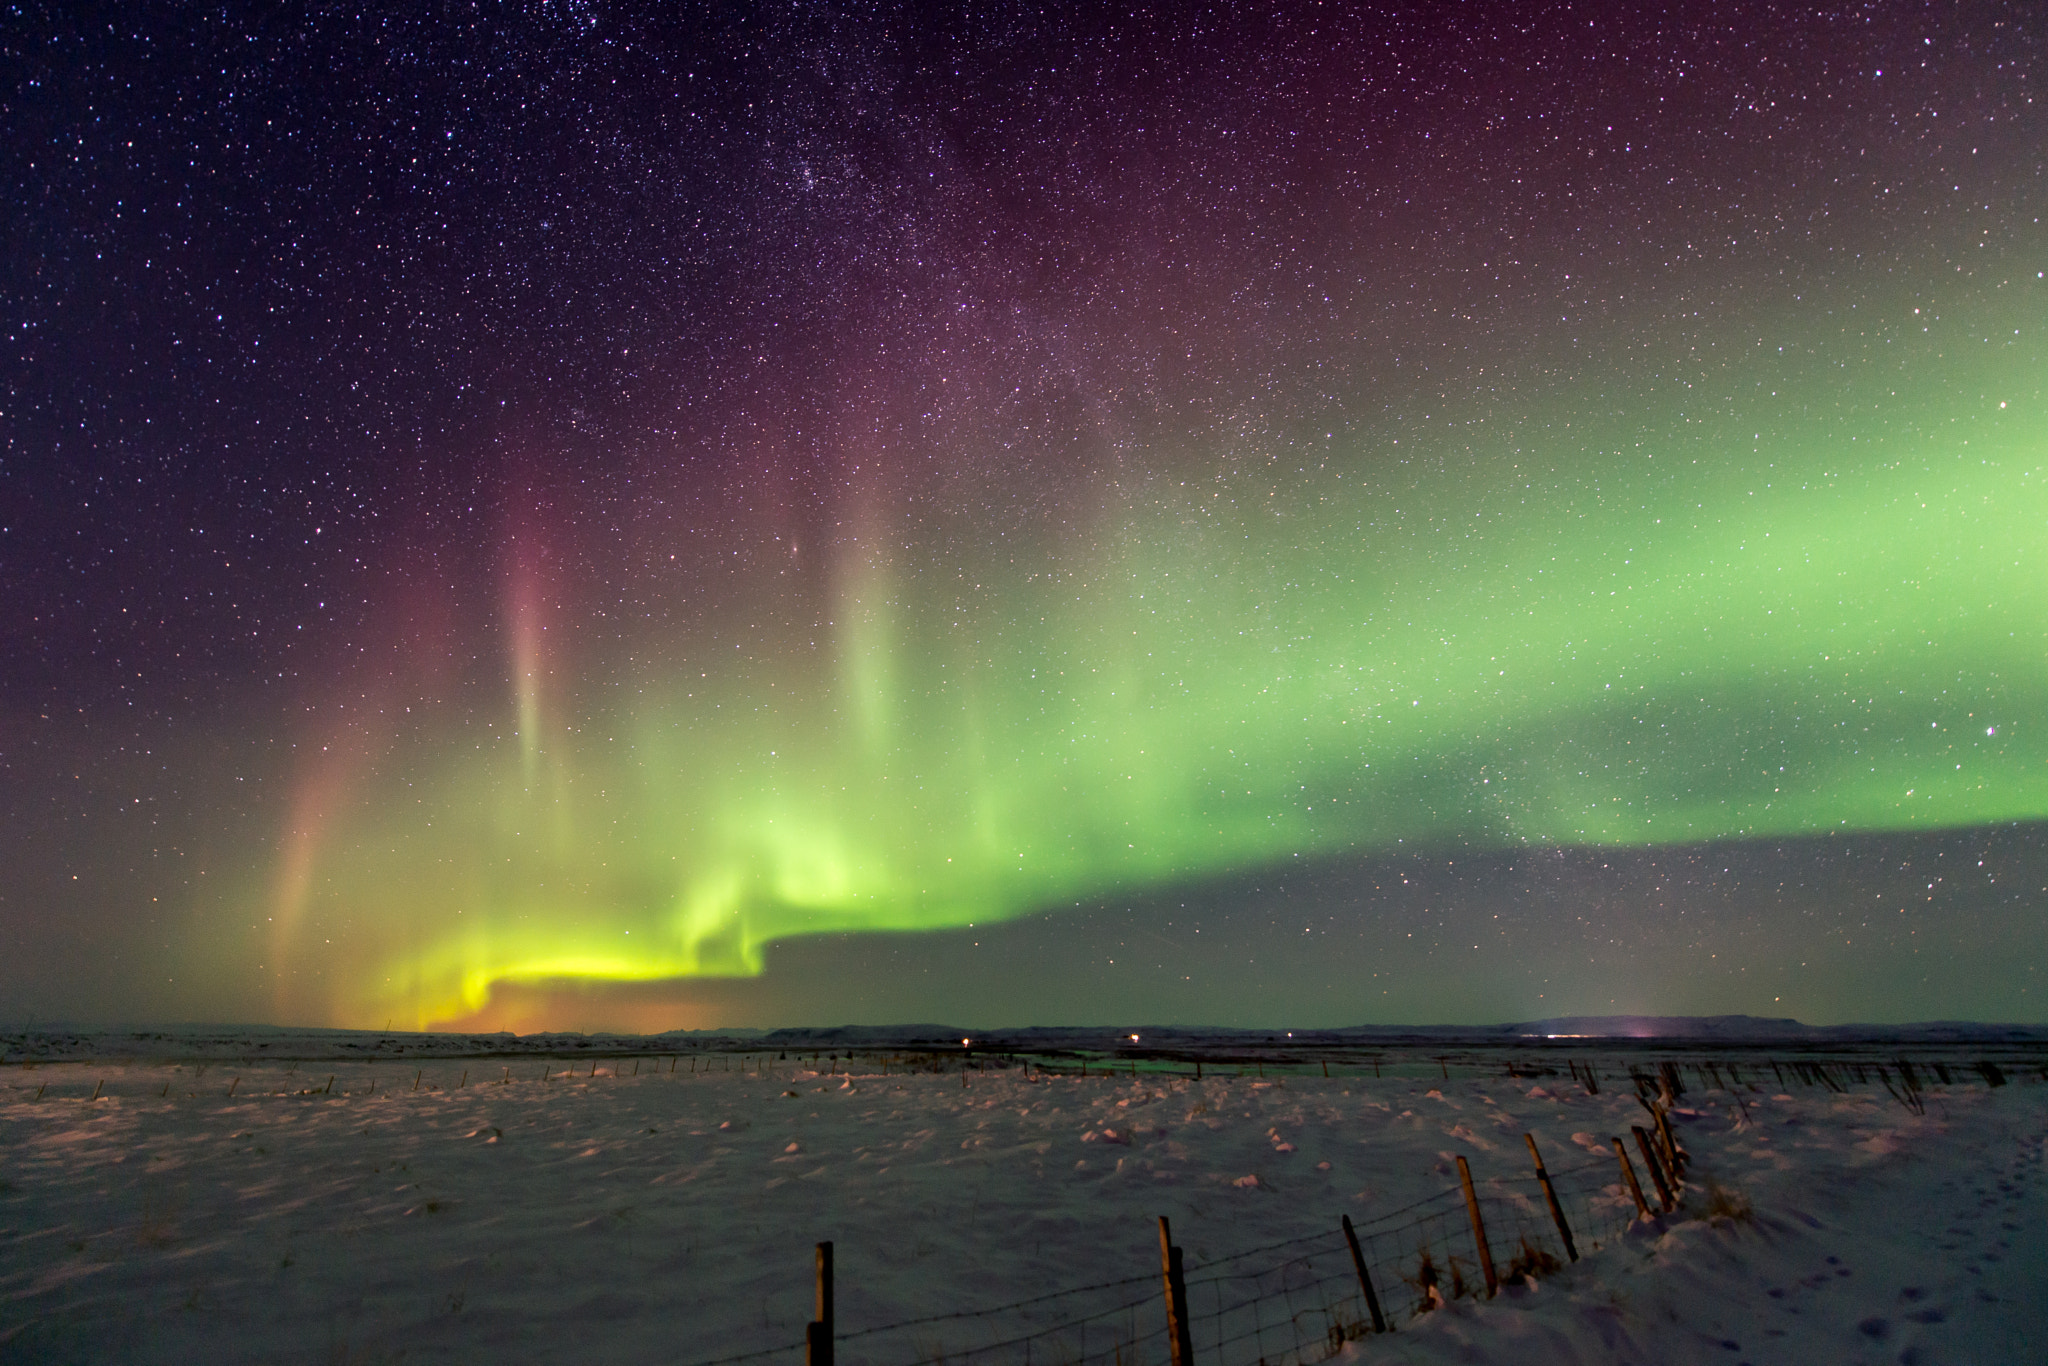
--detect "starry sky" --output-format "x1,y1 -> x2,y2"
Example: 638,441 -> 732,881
3,2 -> 2044,1032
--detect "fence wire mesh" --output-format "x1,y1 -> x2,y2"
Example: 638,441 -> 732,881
834,1272 -> 1168,1366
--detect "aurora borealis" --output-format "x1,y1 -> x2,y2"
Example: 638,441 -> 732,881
5,3 -> 2044,1030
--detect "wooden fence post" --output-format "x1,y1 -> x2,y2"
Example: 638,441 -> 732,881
1523,1133 -> 1578,1262
806,1240 -> 833,1366
1654,1104 -> 1685,1179
1631,1127 -> 1674,1212
1158,1216 -> 1194,1366
1613,1137 -> 1652,1220
1454,1156 -> 1499,1297
1340,1214 -> 1387,1332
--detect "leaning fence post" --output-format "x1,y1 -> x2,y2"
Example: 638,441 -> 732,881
1523,1133 -> 1578,1262
1340,1213 -> 1387,1333
1654,1103 -> 1685,1180
1632,1126 -> 1675,1212
1158,1216 -> 1194,1366
806,1240 -> 833,1366
1454,1156 -> 1499,1297
1613,1137 -> 1652,1220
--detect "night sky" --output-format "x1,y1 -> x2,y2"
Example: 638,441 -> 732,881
4,3 -> 2043,1032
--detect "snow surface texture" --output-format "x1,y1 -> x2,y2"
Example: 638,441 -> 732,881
2,1052 -> 2043,1364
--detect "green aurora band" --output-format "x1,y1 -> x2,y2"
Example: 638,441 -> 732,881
254,287 -> 2046,1027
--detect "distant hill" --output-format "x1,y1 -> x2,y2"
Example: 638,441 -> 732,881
751,1016 -> 2048,1049
1504,1015 -> 2048,1042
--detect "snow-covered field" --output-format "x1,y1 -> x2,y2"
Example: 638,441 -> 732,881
2,1046 -> 2043,1365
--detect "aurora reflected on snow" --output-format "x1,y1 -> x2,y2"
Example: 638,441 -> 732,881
6,3 -> 2045,1030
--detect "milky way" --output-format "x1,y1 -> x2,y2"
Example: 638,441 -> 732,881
5,4 -> 2043,1028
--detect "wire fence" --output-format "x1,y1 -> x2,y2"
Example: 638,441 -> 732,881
1175,1154 -> 1639,1366
687,1145 -> 1657,1366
